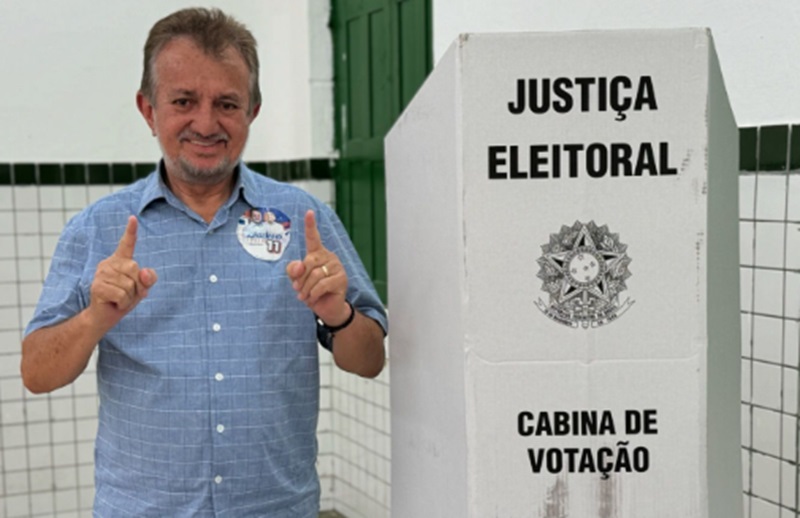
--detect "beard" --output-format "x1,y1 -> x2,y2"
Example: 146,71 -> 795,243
161,130 -> 242,185
173,154 -> 235,185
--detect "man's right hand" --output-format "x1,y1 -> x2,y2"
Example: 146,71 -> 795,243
87,215 -> 158,331
21,215 -> 158,393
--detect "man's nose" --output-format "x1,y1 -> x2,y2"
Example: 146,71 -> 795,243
191,102 -> 219,135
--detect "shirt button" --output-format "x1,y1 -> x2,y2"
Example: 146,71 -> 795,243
209,274 -> 218,283
215,373 -> 224,381
214,475 -> 223,484
217,424 -> 225,433
212,323 -> 221,332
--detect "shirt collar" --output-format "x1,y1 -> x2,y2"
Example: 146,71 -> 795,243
136,161 -> 167,215
137,160 -> 261,215
237,163 -> 260,208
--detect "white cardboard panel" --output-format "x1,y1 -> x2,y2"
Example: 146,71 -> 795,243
386,42 -> 470,518
467,357 -> 703,516
386,28 -> 741,518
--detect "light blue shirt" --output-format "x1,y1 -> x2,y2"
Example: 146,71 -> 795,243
26,163 -> 387,517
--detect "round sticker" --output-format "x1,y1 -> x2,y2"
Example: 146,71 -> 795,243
236,207 -> 292,261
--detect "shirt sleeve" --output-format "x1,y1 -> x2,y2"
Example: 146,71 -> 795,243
314,202 -> 388,336
24,217 -> 91,337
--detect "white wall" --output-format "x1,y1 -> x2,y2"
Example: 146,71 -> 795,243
0,0 -> 334,162
433,0 -> 800,127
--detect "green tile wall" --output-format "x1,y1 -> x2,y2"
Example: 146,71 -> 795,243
0,127 -> 794,185
0,159 -> 333,186
741,124 -> 798,173
759,125 -> 789,171
739,127 -> 758,172
791,125 -> 800,170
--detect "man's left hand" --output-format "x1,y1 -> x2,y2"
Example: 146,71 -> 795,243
287,210 -> 351,326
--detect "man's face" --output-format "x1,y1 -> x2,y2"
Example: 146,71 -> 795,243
136,37 -> 260,185
251,210 -> 262,223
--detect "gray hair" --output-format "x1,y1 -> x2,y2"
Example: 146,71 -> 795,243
140,7 -> 261,112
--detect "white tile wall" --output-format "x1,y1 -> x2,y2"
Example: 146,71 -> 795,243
0,182 -> 93,518
741,163 -> 800,517
755,222 -> 785,268
751,497 -> 780,518
755,176 -> 788,220
329,357 -> 391,518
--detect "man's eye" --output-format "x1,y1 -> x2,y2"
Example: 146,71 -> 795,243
221,102 -> 238,111
173,99 -> 191,106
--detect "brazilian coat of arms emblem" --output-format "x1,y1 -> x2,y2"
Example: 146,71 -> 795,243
535,221 -> 634,328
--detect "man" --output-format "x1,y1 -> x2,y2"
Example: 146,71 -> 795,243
20,7 -> 387,517
242,208 -> 265,242
246,207 -> 264,227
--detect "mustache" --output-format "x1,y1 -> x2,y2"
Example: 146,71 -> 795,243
179,130 -> 230,143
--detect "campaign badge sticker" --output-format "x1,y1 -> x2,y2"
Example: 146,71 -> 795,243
236,207 -> 292,261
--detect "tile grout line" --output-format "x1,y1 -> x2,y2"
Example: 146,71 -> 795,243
12,164 -> 36,516
745,127 -> 760,517
777,126 -> 791,510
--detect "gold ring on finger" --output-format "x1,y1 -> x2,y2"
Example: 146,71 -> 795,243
321,264 -> 330,277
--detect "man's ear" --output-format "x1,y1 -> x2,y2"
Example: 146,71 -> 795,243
248,103 -> 262,123
136,91 -> 157,136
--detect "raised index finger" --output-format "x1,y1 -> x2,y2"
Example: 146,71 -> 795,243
304,210 -> 323,253
114,216 -> 138,259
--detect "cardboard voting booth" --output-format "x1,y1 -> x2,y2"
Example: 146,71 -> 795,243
385,29 -> 741,518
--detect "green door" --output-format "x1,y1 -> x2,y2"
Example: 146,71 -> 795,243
332,0 -> 432,303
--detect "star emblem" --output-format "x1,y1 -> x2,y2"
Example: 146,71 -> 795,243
536,221 -> 633,328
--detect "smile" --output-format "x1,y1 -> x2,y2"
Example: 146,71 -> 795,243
186,138 -> 226,147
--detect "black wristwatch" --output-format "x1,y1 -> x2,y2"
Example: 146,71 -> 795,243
315,301 -> 355,351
